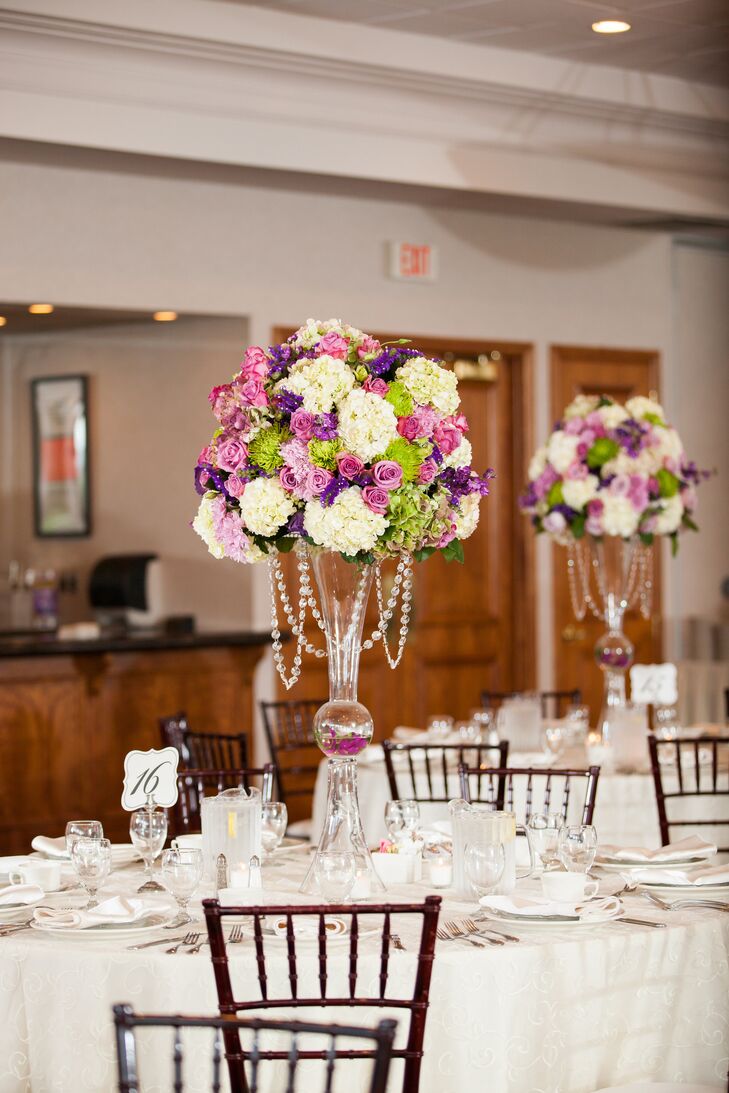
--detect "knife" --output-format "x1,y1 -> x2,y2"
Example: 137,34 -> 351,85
613,917 -> 667,928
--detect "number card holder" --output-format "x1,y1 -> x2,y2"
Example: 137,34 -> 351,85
122,748 -> 180,811
629,663 -> 678,707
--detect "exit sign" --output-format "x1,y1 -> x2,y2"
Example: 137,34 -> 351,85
389,242 -> 438,283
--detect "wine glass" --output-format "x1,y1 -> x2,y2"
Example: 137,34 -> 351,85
261,802 -> 288,857
315,851 -> 356,903
130,807 -> 168,892
65,820 -> 103,855
558,825 -> 598,873
542,723 -> 566,761
464,842 -> 505,902
526,813 -> 564,871
384,800 -> 420,843
160,848 -> 203,928
71,836 -> 112,908
457,719 -> 481,744
426,714 -> 454,741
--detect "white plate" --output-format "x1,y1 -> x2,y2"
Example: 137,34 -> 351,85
0,856 -> 33,878
0,892 -> 44,920
29,909 -> 176,938
637,881 -> 729,895
595,856 -> 710,871
30,845 -> 141,866
478,899 -> 623,927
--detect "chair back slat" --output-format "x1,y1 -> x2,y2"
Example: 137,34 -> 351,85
260,699 -> 324,808
383,741 -> 509,803
173,1027 -> 183,1093
173,767 -> 274,837
286,913 -> 298,1000
649,735 -> 729,851
160,713 -> 250,770
349,913 -> 359,1000
379,911 -> 391,1000
253,916 -> 268,1002
458,765 -> 601,825
318,913 -> 328,999
211,1029 -> 223,1093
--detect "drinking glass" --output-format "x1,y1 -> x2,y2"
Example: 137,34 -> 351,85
65,820 -> 103,855
464,842 -> 505,902
261,802 -> 288,857
526,813 -> 564,871
456,719 -> 481,744
130,807 -> 168,892
71,836 -> 112,908
558,825 -> 598,873
315,851 -> 356,903
384,800 -> 420,842
427,714 -> 454,741
542,723 -> 566,760
160,847 -> 203,927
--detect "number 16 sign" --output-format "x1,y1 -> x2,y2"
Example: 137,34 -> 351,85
122,748 -> 180,811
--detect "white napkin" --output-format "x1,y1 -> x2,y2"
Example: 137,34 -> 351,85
599,836 -> 717,864
0,884 -> 44,907
31,836 -> 68,859
267,915 -> 347,938
357,744 -> 385,766
392,727 -> 424,742
629,863 -> 729,888
33,895 -> 149,930
480,894 -> 621,920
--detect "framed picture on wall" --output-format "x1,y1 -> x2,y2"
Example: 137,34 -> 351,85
31,375 -> 91,537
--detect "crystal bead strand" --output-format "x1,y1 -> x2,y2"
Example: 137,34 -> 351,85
373,553 -> 413,669
268,557 -> 307,690
566,543 -> 587,621
638,544 -> 653,619
362,554 -> 409,652
273,552 -> 327,659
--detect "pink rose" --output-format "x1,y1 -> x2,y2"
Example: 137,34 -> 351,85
362,485 -> 389,515
565,460 -> 588,481
279,466 -> 298,492
317,331 -> 348,359
357,336 -> 381,359
411,406 -> 438,438
585,412 -> 607,437
305,466 -> 333,497
433,421 -> 461,455
363,376 -> 388,397
237,377 -> 268,408
208,383 -> 228,409
372,460 -> 403,490
543,511 -> 567,534
216,434 -> 248,473
564,417 -> 584,436
586,499 -> 604,516
240,346 -> 269,379
290,409 -> 316,441
586,514 -> 604,536
418,459 -> 437,485
337,452 -> 364,481
437,520 -> 457,548
609,474 -> 631,498
627,474 -> 649,511
226,474 -> 246,499
452,413 -> 469,434
197,445 -> 213,465
396,416 -> 420,441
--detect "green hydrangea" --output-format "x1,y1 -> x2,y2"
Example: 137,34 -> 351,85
384,381 -> 414,417
248,423 -> 291,473
308,438 -> 342,470
383,437 -> 426,483
382,485 -> 437,549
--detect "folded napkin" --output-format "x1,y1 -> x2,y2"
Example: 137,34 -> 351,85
392,727 -> 425,742
480,894 -> 621,920
267,915 -> 347,938
31,836 -> 68,859
33,895 -> 149,930
357,744 -> 385,767
599,836 -> 717,864
0,884 -> 44,907
629,863 -> 729,888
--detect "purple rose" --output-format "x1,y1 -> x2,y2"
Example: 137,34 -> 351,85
372,460 -> 403,490
279,466 -> 298,492
305,466 -> 334,497
216,435 -> 248,473
226,474 -> 246,499
337,452 -> 364,481
362,485 -> 389,514
291,409 -> 316,441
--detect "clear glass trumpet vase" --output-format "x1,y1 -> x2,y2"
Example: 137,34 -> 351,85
300,549 -> 386,896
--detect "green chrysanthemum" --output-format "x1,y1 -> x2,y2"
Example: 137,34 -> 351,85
384,381 -> 414,418
383,437 -> 426,483
308,438 -> 342,471
248,423 -> 291,473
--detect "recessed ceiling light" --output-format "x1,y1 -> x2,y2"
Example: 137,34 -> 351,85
0,317 -> 7,327
28,303 -> 54,314
153,310 -> 178,322
592,19 -> 631,33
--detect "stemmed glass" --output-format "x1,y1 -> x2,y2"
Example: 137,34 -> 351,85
384,800 -> 420,842
558,825 -> 598,873
527,813 -> 564,871
427,715 -> 454,741
261,802 -> 288,858
65,820 -> 103,855
129,807 -> 168,892
315,851 -> 356,903
160,848 -> 203,928
464,842 -> 505,902
71,836 -> 112,908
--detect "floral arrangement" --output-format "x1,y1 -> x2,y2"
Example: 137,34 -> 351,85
519,394 -> 707,553
193,319 -> 494,564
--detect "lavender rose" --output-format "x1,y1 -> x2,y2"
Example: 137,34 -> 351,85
372,460 -> 403,490
279,466 -> 299,492
418,459 -> 437,485
226,474 -> 246,499
291,409 -> 316,441
216,434 -> 248,473
362,485 -> 389,515
306,466 -> 334,497
337,452 -> 365,481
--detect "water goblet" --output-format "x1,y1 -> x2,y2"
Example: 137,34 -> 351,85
427,714 -> 454,741
160,847 -> 203,928
130,807 -> 168,892
315,851 -> 356,903
65,820 -> 103,855
526,813 -> 564,871
457,720 -> 481,744
261,802 -> 288,857
464,842 -> 505,902
558,824 -> 598,873
71,836 -> 112,908
542,723 -> 566,761
385,800 -> 420,843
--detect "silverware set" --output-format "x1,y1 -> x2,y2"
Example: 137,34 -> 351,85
437,918 -> 518,947
642,890 -> 729,913
128,923 -> 247,953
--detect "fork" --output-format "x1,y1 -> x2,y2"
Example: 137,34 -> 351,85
391,934 -> 406,951
228,925 -> 245,946
462,918 -> 519,944
166,932 -> 199,953
187,936 -> 209,954
449,919 -> 504,946
438,923 -> 488,948
642,890 -> 729,913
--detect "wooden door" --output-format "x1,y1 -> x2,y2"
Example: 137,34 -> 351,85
273,330 -> 535,738
551,347 -> 662,723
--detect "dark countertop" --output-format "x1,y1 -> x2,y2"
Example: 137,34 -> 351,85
0,629 -> 272,659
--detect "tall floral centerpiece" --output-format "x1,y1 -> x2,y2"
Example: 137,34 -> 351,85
193,319 -> 494,892
520,393 -> 707,741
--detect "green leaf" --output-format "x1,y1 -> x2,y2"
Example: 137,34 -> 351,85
597,395 -> 612,408
670,532 -> 679,557
274,536 -> 296,553
682,513 -> 699,532
546,481 -> 564,508
441,539 -> 465,564
643,412 -> 665,427
586,438 -> 619,469
639,532 -> 655,546
571,513 -> 586,539
657,468 -> 679,498
414,546 -> 437,562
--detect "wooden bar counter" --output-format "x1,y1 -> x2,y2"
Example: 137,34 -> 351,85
0,630 -> 269,853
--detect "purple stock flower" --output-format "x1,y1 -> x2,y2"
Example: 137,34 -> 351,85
367,346 -> 421,376
286,511 -> 306,536
320,475 -> 350,507
267,342 -> 295,374
615,418 -> 651,456
313,412 -> 339,440
273,389 -> 304,414
430,445 -> 444,466
441,466 -> 494,505
195,463 -> 226,495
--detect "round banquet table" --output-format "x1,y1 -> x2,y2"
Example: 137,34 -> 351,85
1,852 -> 728,1093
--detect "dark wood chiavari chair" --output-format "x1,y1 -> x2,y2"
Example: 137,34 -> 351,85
173,767 -> 275,837
259,699 -> 324,811
160,712 -> 250,770
113,1005 -> 397,1093
648,734 -> 729,852
203,895 -> 441,1093
382,740 -> 509,803
458,764 -> 601,825
480,689 -> 582,719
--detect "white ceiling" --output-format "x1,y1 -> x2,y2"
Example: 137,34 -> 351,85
226,0 -> 729,86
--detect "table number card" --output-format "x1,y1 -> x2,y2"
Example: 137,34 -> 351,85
629,663 -> 678,706
121,747 -> 179,811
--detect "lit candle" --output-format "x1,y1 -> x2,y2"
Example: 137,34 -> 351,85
229,863 -> 249,889
428,857 -> 453,889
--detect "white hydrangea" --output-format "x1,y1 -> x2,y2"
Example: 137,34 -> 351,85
396,357 -> 460,416
455,493 -> 480,540
290,317 -> 365,349
528,445 -> 548,481
564,394 -> 600,420
562,474 -> 600,510
625,396 -> 665,422
304,487 -> 387,554
654,494 -> 683,535
442,436 -> 472,469
239,478 -> 296,538
337,389 -> 399,463
601,495 -> 640,538
192,496 -> 225,559
653,426 -> 684,464
602,448 -> 661,478
546,430 -> 580,474
598,403 -> 630,429
280,355 -> 355,415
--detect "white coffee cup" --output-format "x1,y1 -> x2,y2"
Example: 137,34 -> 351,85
541,871 -> 598,903
173,834 -> 203,851
9,860 -> 62,892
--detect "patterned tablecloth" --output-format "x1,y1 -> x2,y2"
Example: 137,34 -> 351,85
1,853 -> 728,1093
